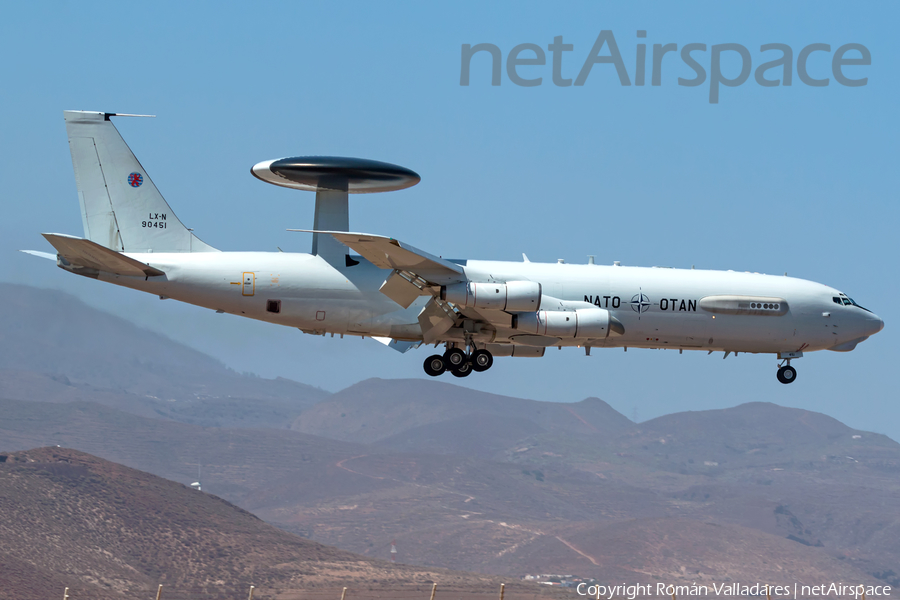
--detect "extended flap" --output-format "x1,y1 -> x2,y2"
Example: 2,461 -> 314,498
417,300 -> 456,345
379,271 -> 426,308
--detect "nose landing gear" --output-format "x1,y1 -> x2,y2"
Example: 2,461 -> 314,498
422,345 -> 494,377
775,351 -> 803,384
777,364 -> 797,384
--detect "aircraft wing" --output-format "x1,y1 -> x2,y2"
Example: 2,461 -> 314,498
289,230 -> 464,284
42,233 -> 165,277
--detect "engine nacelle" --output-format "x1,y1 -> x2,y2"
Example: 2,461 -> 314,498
441,281 -> 542,312
513,308 -> 614,339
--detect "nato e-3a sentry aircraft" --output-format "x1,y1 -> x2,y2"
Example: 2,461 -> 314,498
24,111 -> 884,384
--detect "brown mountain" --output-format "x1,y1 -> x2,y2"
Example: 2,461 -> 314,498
0,283 -> 328,428
626,401 -> 886,465
0,447 -> 496,600
0,397 -> 390,507
291,378 -> 633,452
3,395 -> 898,587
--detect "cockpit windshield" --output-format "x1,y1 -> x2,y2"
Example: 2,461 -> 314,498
832,293 -> 870,312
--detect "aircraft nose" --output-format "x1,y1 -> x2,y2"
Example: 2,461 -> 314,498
869,313 -> 885,335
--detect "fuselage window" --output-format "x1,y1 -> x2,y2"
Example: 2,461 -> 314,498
750,302 -> 781,311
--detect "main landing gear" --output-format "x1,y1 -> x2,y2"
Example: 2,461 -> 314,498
423,345 -> 494,377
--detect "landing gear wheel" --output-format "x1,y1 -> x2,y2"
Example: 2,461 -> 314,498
470,349 -> 494,372
423,354 -> 446,377
777,365 -> 797,384
444,348 -> 467,370
451,361 -> 472,378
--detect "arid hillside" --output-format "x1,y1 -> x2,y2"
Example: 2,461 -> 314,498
0,447 -> 496,600
4,396 -> 898,589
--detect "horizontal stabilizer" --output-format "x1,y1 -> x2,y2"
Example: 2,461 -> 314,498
19,250 -> 56,261
42,233 -> 165,277
289,230 -> 463,284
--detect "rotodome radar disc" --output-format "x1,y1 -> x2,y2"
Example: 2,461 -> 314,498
251,156 -> 420,193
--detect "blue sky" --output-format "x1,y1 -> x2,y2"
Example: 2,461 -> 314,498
2,3 -> 898,438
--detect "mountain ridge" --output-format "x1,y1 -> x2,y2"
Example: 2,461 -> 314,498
0,283 -> 327,428
291,378 -> 633,447
3,395 -> 898,585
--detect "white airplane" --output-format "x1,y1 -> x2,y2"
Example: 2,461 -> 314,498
24,111 -> 884,384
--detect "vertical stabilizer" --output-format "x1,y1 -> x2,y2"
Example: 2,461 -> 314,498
64,111 -> 217,253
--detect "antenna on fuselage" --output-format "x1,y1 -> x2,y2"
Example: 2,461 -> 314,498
250,157 -> 420,266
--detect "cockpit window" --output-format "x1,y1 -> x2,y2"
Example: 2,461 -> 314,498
835,292 -> 870,312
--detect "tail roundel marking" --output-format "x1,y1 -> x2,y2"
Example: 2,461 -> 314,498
128,172 -> 143,187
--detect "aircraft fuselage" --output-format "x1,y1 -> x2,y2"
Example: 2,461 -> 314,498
87,251 -> 882,355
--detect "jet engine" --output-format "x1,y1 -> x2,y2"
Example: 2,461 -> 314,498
513,308 -> 623,339
441,281 -> 542,312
